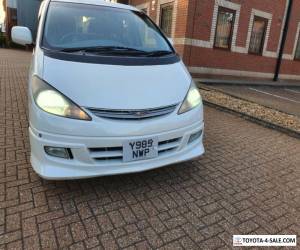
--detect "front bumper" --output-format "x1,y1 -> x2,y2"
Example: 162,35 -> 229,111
29,121 -> 204,180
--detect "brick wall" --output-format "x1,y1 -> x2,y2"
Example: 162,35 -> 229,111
129,0 -> 300,81
280,0 -> 300,79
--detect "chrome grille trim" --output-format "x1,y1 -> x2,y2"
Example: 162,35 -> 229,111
87,104 -> 178,120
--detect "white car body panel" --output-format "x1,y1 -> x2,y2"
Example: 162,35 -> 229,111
42,57 -> 191,109
30,121 -> 204,180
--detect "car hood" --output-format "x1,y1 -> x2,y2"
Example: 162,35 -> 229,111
42,56 -> 191,109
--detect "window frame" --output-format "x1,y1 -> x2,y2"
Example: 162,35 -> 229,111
214,6 -> 236,51
294,31 -> 300,61
159,2 -> 174,38
248,15 -> 268,56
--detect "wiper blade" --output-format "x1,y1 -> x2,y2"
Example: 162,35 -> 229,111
59,47 -> 173,57
60,46 -> 147,54
145,50 -> 173,57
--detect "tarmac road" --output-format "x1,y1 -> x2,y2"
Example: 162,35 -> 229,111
208,85 -> 300,117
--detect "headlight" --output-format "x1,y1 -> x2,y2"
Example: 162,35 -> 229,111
31,76 -> 91,121
178,81 -> 202,114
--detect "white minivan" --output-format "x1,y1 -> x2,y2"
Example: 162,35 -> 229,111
12,0 -> 204,180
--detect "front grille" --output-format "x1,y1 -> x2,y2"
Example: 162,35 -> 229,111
89,147 -> 123,163
87,104 -> 178,120
88,137 -> 182,163
158,138 -> 181,152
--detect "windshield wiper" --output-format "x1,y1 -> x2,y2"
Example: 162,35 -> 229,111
144,50 -> 173,57
59,47 -> 174,57
60,46 -> 148,54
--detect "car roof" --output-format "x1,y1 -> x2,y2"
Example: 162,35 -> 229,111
50,0 -> 138,11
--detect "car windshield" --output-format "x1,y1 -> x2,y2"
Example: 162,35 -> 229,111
42,2 -> 173,55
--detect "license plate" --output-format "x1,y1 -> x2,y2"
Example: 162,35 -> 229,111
123,137 -> 158,162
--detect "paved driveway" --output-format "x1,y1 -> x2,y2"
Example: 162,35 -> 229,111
0,49 -> 300,249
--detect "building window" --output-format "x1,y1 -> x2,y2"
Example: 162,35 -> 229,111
11,9 -> 18,21
214,7 -> 235,49
160,3 -> 173,37
249,16 -> 268,55
295,32 -> 300,60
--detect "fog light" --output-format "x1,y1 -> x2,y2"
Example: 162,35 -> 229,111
44,146 -> 72,159
188,130 -> 202,144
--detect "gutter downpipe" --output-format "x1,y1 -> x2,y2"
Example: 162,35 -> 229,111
273,0 -> 293,81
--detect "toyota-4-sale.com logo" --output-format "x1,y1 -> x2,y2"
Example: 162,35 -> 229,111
233,235 -> 297,247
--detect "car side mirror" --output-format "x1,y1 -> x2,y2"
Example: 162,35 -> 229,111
11,26 -> 33,46
168,37 -> 174,45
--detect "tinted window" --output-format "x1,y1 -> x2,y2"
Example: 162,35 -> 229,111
249,16 -> 267,55
214,7 -> 235,49
160,3 -> 173,37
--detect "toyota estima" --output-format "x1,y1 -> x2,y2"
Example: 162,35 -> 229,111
12,0 -> 204,180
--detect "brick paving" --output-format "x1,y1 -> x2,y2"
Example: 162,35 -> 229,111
0,49 -> 300,249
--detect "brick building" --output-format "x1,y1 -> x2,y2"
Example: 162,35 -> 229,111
2,0 -> 17,40
129,0 -> 300,81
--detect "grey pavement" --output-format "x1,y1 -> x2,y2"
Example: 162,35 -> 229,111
200,84 -> 300,117
195,78 -> 300,87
